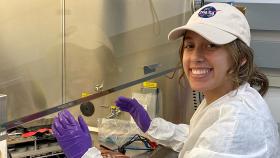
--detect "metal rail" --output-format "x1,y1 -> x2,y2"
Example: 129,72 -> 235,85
1,67 -> 179,131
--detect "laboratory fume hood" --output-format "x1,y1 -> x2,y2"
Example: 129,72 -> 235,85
1,0 -> 280,157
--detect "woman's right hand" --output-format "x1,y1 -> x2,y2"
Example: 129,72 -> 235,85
52,109 -> 92,158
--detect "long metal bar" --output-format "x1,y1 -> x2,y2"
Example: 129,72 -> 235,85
1,67 -> 179,131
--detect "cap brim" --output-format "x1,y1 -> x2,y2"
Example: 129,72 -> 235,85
168,23 -> 237,45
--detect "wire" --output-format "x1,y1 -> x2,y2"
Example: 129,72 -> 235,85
8,149 -> 12,158
116,134 -> 156,154
123,147 -> 153,151
148,0 -> 160,35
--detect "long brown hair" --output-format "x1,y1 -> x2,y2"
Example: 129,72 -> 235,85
178,37 -> 269,96
225,39 -> 269,96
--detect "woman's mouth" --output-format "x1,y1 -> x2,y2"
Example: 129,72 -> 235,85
190,68 -> 212,78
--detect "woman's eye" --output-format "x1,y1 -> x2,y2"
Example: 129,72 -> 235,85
184,44 -> 194,49
207,44 -> 217,48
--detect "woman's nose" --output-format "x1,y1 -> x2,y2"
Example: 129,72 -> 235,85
191,47 -> 204,62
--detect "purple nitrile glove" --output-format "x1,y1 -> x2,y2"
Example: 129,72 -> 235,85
115,96 -> 151,132
51,109 -> 92,158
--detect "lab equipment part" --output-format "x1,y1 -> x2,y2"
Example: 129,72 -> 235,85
106,105 -> 121,119
115,96 -> 151,132
95,83 -> 104,92
52,109 -> 92,158
117,134 -> 156,154
191,0 -> 205,12
7,118 -> 64,157
136,81 -> 160,119
80,102 -> 95,117
3,67 -> 178,131
7,125 -> 63,157
143,63 -> 161,75
0,94 -> 7,158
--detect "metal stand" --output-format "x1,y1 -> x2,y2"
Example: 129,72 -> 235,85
0,94 -> 7,158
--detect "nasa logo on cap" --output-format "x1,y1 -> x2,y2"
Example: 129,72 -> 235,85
198,6 -> 219,18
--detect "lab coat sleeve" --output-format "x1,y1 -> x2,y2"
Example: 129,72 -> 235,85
146,117 -> 189,152
182,103 -> 279,158
81,147 -> 103,158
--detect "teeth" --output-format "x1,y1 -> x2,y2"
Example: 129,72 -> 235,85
191,69 -> 210,75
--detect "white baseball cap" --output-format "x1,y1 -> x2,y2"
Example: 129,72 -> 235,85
168,3 -> 251,46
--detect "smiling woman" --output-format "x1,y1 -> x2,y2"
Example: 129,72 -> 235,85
151,2 -> 279,157
52,3 -> 280,158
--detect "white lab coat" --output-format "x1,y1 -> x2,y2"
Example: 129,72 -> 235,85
147,83 -> 280,158
83,83 -> 280,158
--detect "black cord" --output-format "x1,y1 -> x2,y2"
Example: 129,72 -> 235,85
117,134 -> 154,154
8,149 -> 12,158
201,0 -> 204,7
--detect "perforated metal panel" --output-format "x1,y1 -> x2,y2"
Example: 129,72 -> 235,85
192,91 -> 203,111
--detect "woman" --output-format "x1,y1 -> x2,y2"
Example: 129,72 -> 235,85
52,3 -> 280,158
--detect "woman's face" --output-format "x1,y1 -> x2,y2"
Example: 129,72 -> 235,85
182,31 -> 234,103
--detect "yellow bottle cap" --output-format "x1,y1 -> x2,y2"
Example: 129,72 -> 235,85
143,82 -> 158,88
